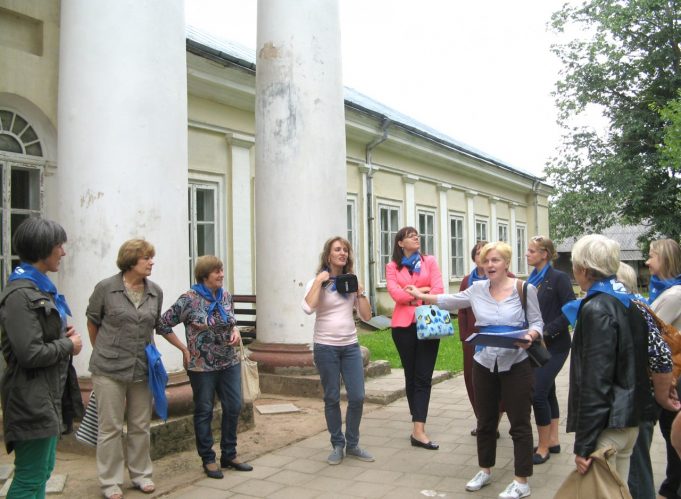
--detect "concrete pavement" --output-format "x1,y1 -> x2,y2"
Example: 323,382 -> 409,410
161,365 -> 668,498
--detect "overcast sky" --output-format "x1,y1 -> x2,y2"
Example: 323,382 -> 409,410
185,0 -> 578,177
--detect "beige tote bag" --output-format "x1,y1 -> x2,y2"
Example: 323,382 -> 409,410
239,337 -> 260,403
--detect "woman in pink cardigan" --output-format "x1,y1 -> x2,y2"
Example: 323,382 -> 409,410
386,226 -> 444,450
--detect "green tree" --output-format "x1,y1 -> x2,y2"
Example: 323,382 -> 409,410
546,0 -> 681,243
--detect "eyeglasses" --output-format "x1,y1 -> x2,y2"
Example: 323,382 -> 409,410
404,233 -> 420,240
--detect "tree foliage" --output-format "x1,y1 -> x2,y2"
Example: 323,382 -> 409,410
546,0 -> 681,243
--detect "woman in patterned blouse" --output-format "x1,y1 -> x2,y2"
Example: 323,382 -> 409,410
158,255 -> 253,479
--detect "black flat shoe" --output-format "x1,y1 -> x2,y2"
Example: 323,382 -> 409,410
203,462 -> 224,479
410,435 -> 439,450
532,452 -> 550,465
221,458 -> 253,471
549,445 -> 561,454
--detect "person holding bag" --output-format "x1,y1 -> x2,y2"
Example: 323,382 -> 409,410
302,236 -> 373,465
0,218 -> 83,498
406,242 -> 542,499
386,226 -> 444,450
158,255 -> 253,479
524,235 -> 575,465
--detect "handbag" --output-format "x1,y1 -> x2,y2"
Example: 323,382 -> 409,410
145,342 -> 169,421
334,274 -> 358,294
74,391 -> 98,447
517,280 -> 551,368
239,336 -> 260,403
415,304 -> 454,340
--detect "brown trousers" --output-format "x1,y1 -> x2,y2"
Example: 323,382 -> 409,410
473,358 -> 534,477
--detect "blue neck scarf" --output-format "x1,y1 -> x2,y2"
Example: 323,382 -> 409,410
9,262 -> 71,323
468,267 -> 487,287
401,252 -> 422,273
561,276 -> 635,327
648,274 -> 681,304
527,264 -> 550,288
191,284 -> 229,323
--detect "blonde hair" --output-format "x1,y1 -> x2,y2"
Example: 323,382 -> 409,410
194,255 -> 223,284
116,239 -> 155,272
317,237 -> 355,274
480,241 -> 512,266
616,262 -> 638,293
650,239 -> 681,279
571,234 -> 620,280
530,235 -> 558,262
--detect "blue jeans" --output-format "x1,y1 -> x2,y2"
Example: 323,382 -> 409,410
188,364 -> 241,464
628,420 -> 656,499
313,342 -> 365,448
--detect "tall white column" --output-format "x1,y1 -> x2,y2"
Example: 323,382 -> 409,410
438,184 -> 450,286
403,174 -> 418,227
253,0 -> 346,369
227,132 -> 255,294
57,0 -> 188,375
466,191 -> 477,274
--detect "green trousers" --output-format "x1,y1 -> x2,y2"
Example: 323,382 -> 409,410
8,436 -> 58,499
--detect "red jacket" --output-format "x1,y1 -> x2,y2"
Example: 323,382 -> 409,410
386,255 -> 444,328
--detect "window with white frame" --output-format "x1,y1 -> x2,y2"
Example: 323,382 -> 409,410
498,221 -> 509,243
346,196 -> 359,269
475,218 -> 488,243
417,209 -> 435,256
378,202 -> 400,282
516,225 -> 527,274
449,214 -> 465,277
188,181 -> 219,283
0,110 -> 44,287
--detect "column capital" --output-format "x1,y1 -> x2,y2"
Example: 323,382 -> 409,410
358,163 -> 371,174
226,132 -> 255,148
490,196 -> 500,205
402,174 -> 418,184
437,183 -> 451,192
465,190 -> 478,199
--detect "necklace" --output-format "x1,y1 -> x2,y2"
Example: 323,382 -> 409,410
123,275 -> 143,289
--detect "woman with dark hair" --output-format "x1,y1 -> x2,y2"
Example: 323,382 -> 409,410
386,226 -> 444,450
0,218 -> 83,498
525,235 -> 575,465
159,255 -> 253,479
303,237 -> 373,465
87,239 -> 163,499
645,238 -> 681,499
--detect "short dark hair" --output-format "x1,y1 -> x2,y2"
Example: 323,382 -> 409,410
12,217 -> 67,263
471,241 -> 488,261
391,226 -> 419,267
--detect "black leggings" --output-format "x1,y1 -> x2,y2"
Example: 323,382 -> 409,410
391,325 -> 440,422
532,348 -> 569,426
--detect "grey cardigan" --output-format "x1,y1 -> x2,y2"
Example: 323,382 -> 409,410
0,280 -> 73,452
87,273 -> 163,382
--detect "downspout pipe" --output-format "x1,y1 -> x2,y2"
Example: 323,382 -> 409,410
531,179 -> 540,236
365,118 -> 391,312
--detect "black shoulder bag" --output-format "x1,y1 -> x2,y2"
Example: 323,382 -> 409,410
517,280 -> 551,368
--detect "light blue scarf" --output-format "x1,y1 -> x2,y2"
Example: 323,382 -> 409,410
401,252 -> 422,273
191,284 -> 229,324
561,276 -> 635,327
527,264 -> 550,288
648,274 -> 681,304
8,262 -> 71,324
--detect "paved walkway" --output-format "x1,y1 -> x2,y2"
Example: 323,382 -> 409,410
162,365 -> 667,498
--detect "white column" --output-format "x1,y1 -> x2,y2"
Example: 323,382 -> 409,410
490,197 -> 498,242
254,0 -> 346,350
438,184 -> 450,286
510,203 -> 518,273
466,191 -> 477,274
358,164 -> 371,286
227,132 -> 255,294
403,174 -> 418,227
57,0 -> 188,375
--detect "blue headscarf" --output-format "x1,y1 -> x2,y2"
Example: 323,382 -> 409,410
527,263 -> 550,288
648,274 -> 681,304
191,283 -> 229,324
8,262 -> 71,324
561,276 -> 636,327
468,267 -> 487,287
401,252 -> 422,273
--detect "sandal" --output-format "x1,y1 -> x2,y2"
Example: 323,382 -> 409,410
104,488 -> 123,499
134,480 -> 155,494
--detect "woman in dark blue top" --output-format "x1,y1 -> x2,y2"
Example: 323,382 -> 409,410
525,236 -> 575,465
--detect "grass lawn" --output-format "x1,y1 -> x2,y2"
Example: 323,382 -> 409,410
358,324 -> 464,373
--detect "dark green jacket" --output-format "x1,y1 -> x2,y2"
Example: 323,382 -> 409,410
0,280 -> 73,452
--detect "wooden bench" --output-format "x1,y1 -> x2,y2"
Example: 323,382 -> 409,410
233,294 -> 256,344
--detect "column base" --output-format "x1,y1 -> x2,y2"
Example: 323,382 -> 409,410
246,341 -> 317,374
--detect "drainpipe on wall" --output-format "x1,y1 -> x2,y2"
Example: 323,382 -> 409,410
531,179 -> 540,236
365,118 -> 391,312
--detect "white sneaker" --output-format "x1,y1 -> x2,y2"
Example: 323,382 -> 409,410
465,470 -> 491,491
498,480 -> 531,499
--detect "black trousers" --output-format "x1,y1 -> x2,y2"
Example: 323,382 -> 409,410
391,325 -> 440,422
659,408 -> 681,499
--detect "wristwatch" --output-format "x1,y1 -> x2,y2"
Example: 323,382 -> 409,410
359,290 -> 367,298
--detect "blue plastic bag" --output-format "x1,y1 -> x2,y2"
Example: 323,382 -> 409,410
145,343 -> 168,421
